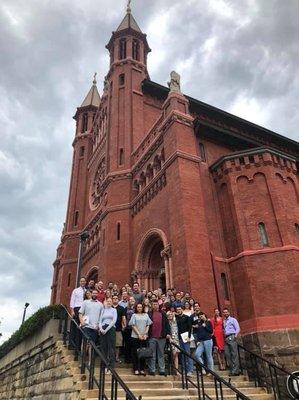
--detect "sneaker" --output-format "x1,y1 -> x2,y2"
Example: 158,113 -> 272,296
159,371 -> 166,376
149,371 -> 156,376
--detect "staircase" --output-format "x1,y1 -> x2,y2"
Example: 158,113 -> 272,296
64,354 -> 274,400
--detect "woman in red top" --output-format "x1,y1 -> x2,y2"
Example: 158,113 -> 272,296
211,308 -> 226,370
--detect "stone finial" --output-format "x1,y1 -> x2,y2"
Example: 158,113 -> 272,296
167,70 -> 181,94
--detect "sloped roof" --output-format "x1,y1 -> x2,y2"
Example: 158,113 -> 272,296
116,12 -> 142,33
81,80 -> 101,107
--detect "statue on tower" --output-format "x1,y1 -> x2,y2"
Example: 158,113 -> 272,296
168,71 -> 182,94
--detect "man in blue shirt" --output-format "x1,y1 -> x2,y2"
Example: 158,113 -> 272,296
223,308 -> 240,376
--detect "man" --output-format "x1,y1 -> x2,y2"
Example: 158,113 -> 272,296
223,308 -> 240,376
96,281 -> 106,303
112,294 -> 126,363
108,281 -> 114,291
175,306 -> 193,376
190,303 -> 202,341
69,277 -> 86,350
79,289 -> 103,343
87,279 -> 95,291
132,282 -> 144,304
118,291 -> 129,308
148,300 -> 171,376
172,292 -> 183,309
183,292 -> 191,302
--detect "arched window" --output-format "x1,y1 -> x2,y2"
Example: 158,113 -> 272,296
79,146 -> 85,157
146,165 -> 154,182
132,39 -> 140,61
119,38 -> 127,59
258,222 -> 269,246
81,113 -> 88,133
73,211 -> 79,227
199,143 -> 206,162
139,172 -> 146,189
119,148 -> 124,165
153,155 -> 161,173
295,223 -> 299,235
221,273 -> 230,301
119,73 -> 125,86
117,222 -> 121,241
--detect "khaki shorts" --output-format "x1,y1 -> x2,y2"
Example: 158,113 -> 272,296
115,331 -> 123,347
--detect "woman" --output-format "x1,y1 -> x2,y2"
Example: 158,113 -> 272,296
211,308 -> 226,370
183,301 -> 193,317
99,297 -> 117,372
194,313 -> 214,373
142,297 -> 151,314
123,297 -> 136,363
129,303 -> 152,376
166,311 -> 180,374
84,290 -> 92,300
189,298 -> 195,313
105,289 -> 112,299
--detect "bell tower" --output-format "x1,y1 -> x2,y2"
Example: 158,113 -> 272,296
105,4 -> 151,171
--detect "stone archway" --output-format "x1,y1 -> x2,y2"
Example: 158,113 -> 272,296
86,266 -> 99,283
134,229 -> 173,291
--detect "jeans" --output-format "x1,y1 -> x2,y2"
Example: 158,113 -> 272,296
147,338 -> 166,373
179,340 -> 193,374
195,339 -> 214,371
224,335 -> 240,374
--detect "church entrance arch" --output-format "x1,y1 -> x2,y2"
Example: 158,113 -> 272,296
134,229 -> 173,291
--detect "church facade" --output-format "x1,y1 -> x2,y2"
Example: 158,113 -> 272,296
51,7 -> 299,361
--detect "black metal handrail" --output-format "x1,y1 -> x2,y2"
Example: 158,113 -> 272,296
167,341 -> 251,400
238,343 -> 299,400
58,304 -> 141,400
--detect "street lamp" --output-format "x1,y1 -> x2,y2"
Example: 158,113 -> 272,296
75,231 -> 90,287
21,302 -> 30,325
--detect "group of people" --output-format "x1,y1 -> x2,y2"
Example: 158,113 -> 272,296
70,277 -> 241,377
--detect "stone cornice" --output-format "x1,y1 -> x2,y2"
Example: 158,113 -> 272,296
210,147 -> 297,182
210,147 -> 297,172
214,245 -> 299,264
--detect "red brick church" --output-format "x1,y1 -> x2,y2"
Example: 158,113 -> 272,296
51,6 -> 299,358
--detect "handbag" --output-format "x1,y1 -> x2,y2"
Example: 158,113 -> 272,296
137,346 -> 153,359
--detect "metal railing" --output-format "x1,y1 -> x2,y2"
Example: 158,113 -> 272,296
58,305 -> 141,400
238,343 -> 299,400
167,341 -> 251,400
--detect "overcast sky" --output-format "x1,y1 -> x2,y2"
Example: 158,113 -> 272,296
0,0 -> 298,342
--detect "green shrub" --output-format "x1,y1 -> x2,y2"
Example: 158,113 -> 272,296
0,304 -> 63,359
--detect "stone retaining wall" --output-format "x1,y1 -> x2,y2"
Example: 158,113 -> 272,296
0,319 -> 79,400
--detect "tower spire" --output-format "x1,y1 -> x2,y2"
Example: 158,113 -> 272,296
80,73 -> 101,108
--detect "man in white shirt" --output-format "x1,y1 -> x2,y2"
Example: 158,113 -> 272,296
69,277 -> 86,350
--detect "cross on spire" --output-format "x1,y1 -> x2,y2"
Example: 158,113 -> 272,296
127,0 -> 132,13
93,72 -> 97,85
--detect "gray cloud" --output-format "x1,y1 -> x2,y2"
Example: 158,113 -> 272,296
0,0 -> 298,341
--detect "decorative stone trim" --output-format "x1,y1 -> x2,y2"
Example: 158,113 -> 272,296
82,239 -> 100,265
132,172 -> 166,216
